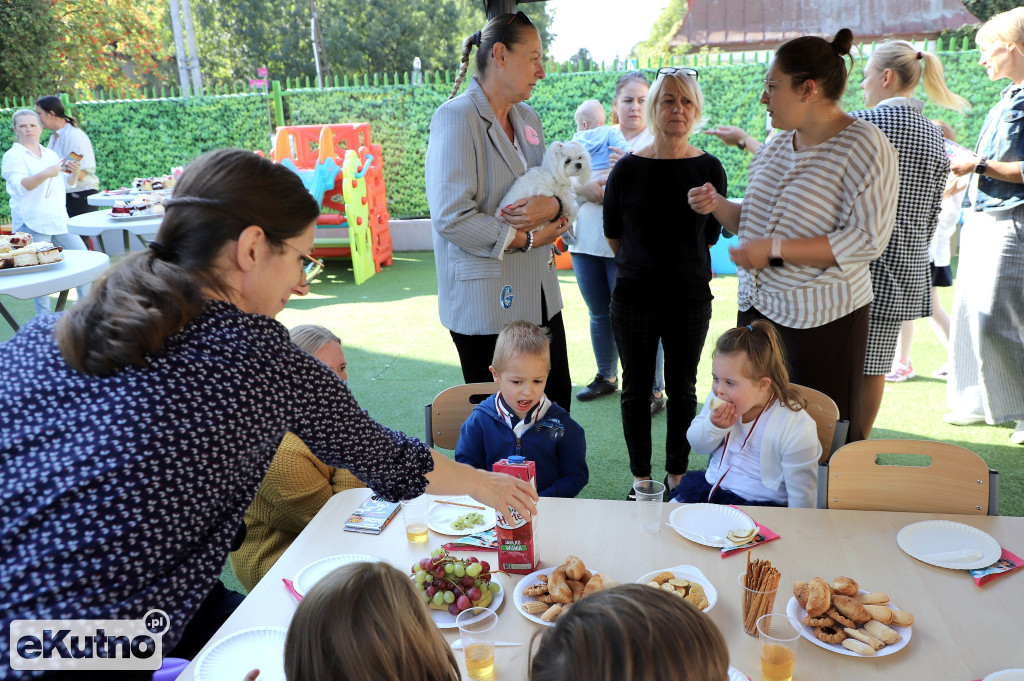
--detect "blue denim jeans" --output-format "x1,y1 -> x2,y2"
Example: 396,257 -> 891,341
573,253 -> 664,390
20,227 -> 91,316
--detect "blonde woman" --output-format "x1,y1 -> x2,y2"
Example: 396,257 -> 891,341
853,40 -> 968,437
945,7 -> 1024,444
245,562 -> 460,681
604,68 -> 727,499
529,584 -> 730,681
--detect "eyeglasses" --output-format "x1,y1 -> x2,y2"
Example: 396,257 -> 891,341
657,67 -> 699,80
761,78 -> 791,98
283,241 -> 325,286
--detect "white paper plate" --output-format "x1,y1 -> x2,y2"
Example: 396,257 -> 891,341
0,261 -> 61,276
984,670 -> 1024,681
668,504 -> 756,548
108,211 -> 162,221
728,667 -> 748,681
896,520 -> 1001,570
293,554 -> 379,596
194,627 -> 287,681
425,578 -> 504,629
634,565 -> 718,613
786,594 -> 911,658
426,496 -> 497,536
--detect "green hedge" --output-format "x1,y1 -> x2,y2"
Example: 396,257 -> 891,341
0,51 -> 1006,225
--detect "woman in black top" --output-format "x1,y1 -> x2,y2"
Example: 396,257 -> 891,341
604,67 -> 727,499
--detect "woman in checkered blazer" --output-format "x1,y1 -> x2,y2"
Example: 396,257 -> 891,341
852,40 -> 968,437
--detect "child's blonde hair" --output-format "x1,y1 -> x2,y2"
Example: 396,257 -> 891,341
574,99 -> 606,128
715,321 -> 805,411
284,561 -> 460,681
528,584 -> 730,681
491,320 -> 550,373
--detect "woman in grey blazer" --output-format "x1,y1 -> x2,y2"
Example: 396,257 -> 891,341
426,11 -> 573,410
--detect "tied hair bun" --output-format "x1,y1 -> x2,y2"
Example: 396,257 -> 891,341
831,28 -> 854,57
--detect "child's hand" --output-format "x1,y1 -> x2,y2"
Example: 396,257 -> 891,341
709,401 -> 738,429
243,670 -> 260,681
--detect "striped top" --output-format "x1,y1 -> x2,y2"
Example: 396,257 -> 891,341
737,118 -> 898,329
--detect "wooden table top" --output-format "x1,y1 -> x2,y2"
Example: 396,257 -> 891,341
181,489 -> 1024,681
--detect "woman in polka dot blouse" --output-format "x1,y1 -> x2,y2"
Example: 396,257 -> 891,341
0,148 -> 539,673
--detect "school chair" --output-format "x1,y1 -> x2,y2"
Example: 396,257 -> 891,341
424,382 -> 499,450
825,439 -> 1000,515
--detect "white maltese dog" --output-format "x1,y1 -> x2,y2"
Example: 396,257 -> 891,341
496,140 -> 591,236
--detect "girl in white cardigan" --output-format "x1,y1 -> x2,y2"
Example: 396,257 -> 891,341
670,321 -> 821,507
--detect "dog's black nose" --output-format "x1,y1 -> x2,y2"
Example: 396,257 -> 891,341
575,163 -> 582,169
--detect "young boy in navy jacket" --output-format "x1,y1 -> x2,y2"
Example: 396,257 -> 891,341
455,321 -> 588,497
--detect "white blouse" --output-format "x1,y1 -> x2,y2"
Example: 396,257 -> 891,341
1,143 -> 68,235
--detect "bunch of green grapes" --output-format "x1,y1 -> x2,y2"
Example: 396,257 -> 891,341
451,512 -> 485,531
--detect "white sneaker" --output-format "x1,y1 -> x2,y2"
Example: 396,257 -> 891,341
943,412 -> 987,426
885,360 -> 915,383
1012,421 -> 1024,445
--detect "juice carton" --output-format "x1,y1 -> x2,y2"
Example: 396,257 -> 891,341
492,455 -> 538,573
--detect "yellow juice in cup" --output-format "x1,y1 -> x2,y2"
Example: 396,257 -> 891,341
760,643 -> 795,681
405,522 -> 429,543
464,642 -> 494,679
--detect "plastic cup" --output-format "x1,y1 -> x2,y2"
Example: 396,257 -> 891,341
401,495 -> 429,543
633,480 -> 665,533
757,614 -> 800,681
738,572 -> 779,637
456,607 -> 498,679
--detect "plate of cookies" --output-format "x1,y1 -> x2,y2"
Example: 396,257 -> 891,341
635,565 -> 717,613
787,576 -> 912,658
513,555 -> 613,626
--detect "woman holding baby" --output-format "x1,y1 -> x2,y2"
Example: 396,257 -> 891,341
604,68 -> 727,500
426,11 -> 573,410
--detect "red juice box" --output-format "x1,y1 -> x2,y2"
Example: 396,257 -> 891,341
492,455 -> 538,574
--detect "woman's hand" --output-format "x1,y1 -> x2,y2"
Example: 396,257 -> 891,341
42,163 -> 62,179
729,238 -> 772,270
703,126 -> 747,146
531,217 -> 570,248
243,670 -> 260,681
687,183 -> 720,215
61,158 -> 81,175
577,178 -> 606,204
469,469 -> 540,522
501,195 -> 559,230
950,155 -> 978,177
709,401 -> 738,429
608,145 -> 626,166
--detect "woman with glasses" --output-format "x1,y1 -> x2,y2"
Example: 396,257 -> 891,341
688,29 -> 899,444
603,67 -> 727,500
426,11 -> 573,411
0,148 -> 539,675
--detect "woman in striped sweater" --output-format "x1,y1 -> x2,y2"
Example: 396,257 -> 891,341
688,29 -> 898,443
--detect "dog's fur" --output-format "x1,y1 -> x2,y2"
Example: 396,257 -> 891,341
496,140 -> 591,229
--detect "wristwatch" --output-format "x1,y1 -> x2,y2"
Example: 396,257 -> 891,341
768,238 -> 784,267
737,136 -> 747,151
975,157 -> 988,176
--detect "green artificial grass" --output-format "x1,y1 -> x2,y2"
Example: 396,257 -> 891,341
3,250 -> 1020,596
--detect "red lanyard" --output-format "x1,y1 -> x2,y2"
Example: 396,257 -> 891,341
708,395 -> 776,501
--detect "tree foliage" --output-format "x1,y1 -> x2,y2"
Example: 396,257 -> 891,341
190,0 -> 556,88
962,0 -> 1020,22
632,0 -> 688,63
0,0 -> 62,99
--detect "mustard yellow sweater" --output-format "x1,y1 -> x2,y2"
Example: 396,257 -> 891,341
230,431 -> 364,591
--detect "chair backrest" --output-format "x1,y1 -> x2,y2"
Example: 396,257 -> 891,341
826,439 -> 992,514
424,382 -> 499,450
790,383 -> 839,464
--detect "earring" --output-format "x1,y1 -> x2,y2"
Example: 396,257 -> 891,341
814,89 -> 819,95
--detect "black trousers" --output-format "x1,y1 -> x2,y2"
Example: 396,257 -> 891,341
449,311 -> 572,412
738,305 -> 869,444
611,290 -> 712,477
66,189 -> 98,218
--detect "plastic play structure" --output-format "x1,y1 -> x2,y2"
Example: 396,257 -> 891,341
269,123 -> 393,285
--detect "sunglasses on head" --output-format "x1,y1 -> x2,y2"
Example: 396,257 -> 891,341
656,67 -> 700,80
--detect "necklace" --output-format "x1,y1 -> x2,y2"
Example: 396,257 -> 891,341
707,394 -> 776,501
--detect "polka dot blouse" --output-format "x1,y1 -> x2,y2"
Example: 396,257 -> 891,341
0,300 -> 433,658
